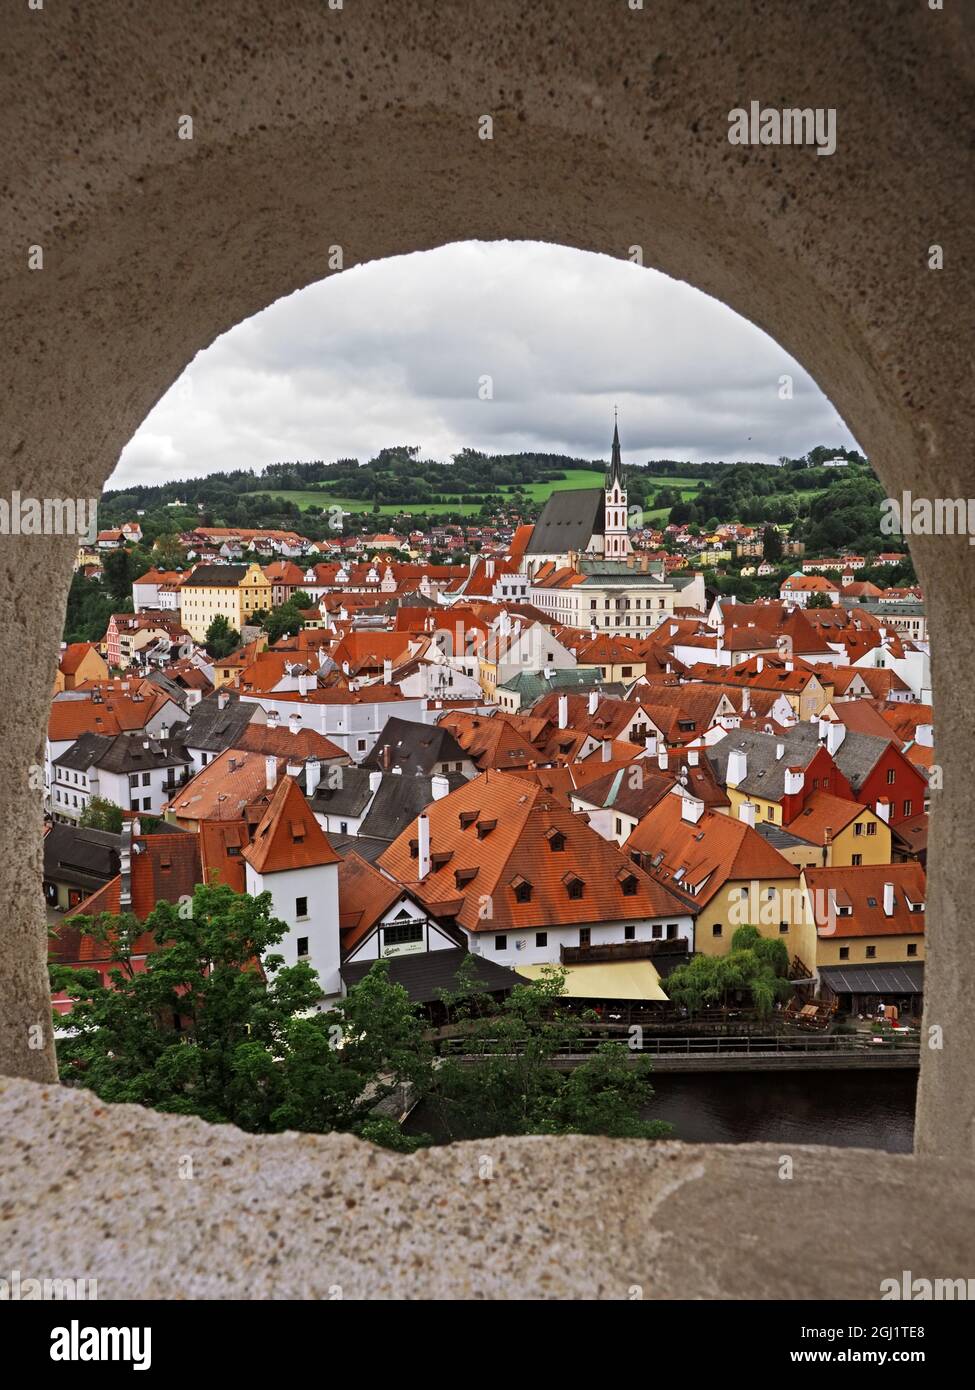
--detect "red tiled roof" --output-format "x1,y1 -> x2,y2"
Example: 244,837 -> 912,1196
242,776 -> 341,874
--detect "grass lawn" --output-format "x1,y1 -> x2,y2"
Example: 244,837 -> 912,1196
247,467 -> 704,517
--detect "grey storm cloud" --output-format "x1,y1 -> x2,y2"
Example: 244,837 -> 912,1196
112,240 -> 858,488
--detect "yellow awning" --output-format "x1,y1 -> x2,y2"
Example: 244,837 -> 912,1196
516,959 -> 669,1002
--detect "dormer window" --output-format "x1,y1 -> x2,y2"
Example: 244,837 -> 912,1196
476,818 -> 497,840
545,828 -> 566,852
563,872 -> 585,900
458,809 -> 479,828
455,867 -> 479,888
510,874 -> 532,904
289,820 -> 305,843
619,872 -> 638,896
430,851 -> 454,870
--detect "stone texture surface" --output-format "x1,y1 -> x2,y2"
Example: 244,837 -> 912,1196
0,0 -> 973,1289
3,1076 -> 974,1300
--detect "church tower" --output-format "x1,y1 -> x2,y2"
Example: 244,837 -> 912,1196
603,416 -> 631,559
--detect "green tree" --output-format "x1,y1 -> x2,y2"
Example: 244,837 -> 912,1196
806,591 -> 835,609
101,549 -> 134,607
50,883 -> 432,1145
665,925 -> 791,1019
762,525 -> 784,562
204,614 -> 240,658
78,797 -> 124,833
428,965 -> 670,1142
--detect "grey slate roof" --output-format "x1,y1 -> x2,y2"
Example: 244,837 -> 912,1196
43,823 -> 121,889
55,731 -> 191,774
357,772 -> 467,842
183,564 -> 248,586
341,947 -> 520,1003
307,765 -> 377,818
525,488 -> 604,555
818,962 -> 924,995
175,691 -> 257,753
754,822 -> 809,851
707,723 -> 896,799
362,717 -> 469,776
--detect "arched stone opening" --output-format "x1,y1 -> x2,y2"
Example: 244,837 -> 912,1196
2,1 -> 973,1294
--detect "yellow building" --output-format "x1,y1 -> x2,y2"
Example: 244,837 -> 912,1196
178,562 -> 272,642
54,642 -> 109,692
801,864 -> 926,969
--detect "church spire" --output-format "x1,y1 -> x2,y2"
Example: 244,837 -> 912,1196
607,409 -> 624,490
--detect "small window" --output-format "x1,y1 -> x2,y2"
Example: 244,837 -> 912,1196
778,921 -> 789,934
666,923 -> 678,939
866,821 -> 877,835
513,880 -> 532,904
907,943 -> 918,957
545,829 -> 566,852
865,945 -> 877,959
887,768 -> 896,784
579,928 -> 591,947
340,821 -> 348,834
903,800 -> 912,817
652,923 -> 662,939
142,772 -> 151,786
535,931 -> 547,948
839,946 -> 850,960
297,937 -> 309,957
852,854 -> 862,866
296,896 -> 308,919
712,923 -> 723,937
357,739 -> 367,752
494,934 -> 507,952
624,924 -> 636,941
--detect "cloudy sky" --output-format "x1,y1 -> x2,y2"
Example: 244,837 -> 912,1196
112,241 -> 858,489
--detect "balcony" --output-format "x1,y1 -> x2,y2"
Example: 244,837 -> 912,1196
560,938 -> 686,966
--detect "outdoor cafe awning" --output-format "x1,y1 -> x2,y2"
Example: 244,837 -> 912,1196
516,959 -> 669,1002
818,963 -> 924,996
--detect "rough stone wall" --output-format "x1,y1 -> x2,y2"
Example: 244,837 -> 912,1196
3,1076 -> 974,1299
0,0 -> 972,1198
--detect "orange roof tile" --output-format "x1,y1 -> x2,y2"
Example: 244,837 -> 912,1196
242,776 -> 341,874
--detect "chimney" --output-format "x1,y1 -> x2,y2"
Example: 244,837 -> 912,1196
784,766 -> 804,796
217,689 -> 229,710
417,814 -> 431,880
726,748 -> 747,787
368,768 -> 383,794
383,658 -> 393,685
875,798 -> 891,823
738,801 -> 756,827
297,672 -> 309,696
265,755 -> 278,791
646,734 -> 658,757
687,748 -> 699,767
267,709 -> 280,728
826,721 -> 846,754
657,746 -> 668,772
431,774 -> 450,800
784,660 -> 793,672
305,757 -> 321,796
741,688 -> 750,715
558,694 -> 568,730
915,723 -> 933,748
119,820 -> 134,911
160,722 -> 169,740
755,657 -> 764,673
601,738 -> 613,763
588,690 -> 599,715
289,713 -> 301,736
680,795 -> 704,825
287,756 -> 302,778
883,881 -> 895,917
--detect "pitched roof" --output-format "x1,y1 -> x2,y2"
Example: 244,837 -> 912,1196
242,776 -> 342,873
803,862 -> 926,938
338,850 -> 404,948
627,794 -> 799,907
378,770 -> 690,933
525,488 -> 604,555
361,717 -> 469,775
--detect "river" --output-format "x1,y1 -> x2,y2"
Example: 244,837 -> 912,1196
405,1071 -> 917,1150
643,1071 -> 916,1151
